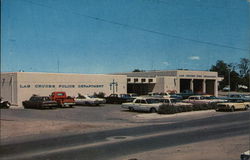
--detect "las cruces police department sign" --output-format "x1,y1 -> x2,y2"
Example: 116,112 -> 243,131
19,84 -> 104,88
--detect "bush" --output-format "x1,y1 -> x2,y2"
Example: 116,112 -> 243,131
93,92 -> 105,98
158,103 -> 215,114
158,104 -> 177,114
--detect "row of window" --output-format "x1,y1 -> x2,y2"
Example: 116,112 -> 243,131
127,78 -> 154,83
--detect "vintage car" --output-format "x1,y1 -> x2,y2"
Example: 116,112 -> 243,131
201,95 -> 228,103
121,97 -> 162,113
105,94 -> 134,104
23,96 -> 58,109
0,97 -> 11,109
183,95 -> 226,104
148,92 -> 170,98
226,94 -> 250,102
241,150 -> 250,160
216,99 -> 250,112
50,91 -> 75,107
159,98 -> 193,107
75,94 -> 106,106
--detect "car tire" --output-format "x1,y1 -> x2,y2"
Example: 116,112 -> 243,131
150,108 -> 157,113
3,102 -> 10,109
231,106 -> 235,112
129,107 -> 134,111
244,105 -> 248,110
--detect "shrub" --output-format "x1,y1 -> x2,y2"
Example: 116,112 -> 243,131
158,104 -> 177,114
93,92 -> 105,98
158,103 -> 216,114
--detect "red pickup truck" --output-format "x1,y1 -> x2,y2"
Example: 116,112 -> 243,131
50,92 -> 75,107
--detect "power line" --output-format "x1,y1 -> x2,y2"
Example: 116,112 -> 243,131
22,0 -> 250,52
141,0 -> 245,10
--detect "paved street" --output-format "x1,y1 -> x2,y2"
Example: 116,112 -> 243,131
0,105 -> 249,160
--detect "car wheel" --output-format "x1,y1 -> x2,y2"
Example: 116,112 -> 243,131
129,107 -> 134,111
4,102 -> 10,109
244,105 -> 248,110
231,106 -> 235,112
150,108 -> 157,113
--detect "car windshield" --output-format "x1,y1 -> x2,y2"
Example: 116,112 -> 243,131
171,99 -> 181,103
57,93 -> 65,96
120,94 -> 131,98
146,99 -> 160,104
43,97 -> 50,101
203,96 -> 217,99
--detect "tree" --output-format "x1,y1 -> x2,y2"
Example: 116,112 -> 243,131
210,60 -> 229,76
238,58 -> 250,77
210,60 -> 238,91
210,58 -> 250,92
132,69 -> 144,72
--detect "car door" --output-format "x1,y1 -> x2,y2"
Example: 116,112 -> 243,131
140,99 -> 148,109
235,101 -> 245,109
29,97 -> 37,108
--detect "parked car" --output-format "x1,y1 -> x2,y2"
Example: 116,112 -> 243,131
222,86 -> 230,91
159,98 -> 193,107
182,95 -> 213,104
148,92 -> 170,98
0,97 -> 11,109
226,94 -> 250,102
216,99 -> 250,112
105,94 -> 134,104
75,94 -> 106,106
121,97 -> 162,113
241,150 -> 250,160
201,95 -> 228,103
170,94 -> 183,100
50,91 -> 75,107
127,93 -> 139,98
182,95 -> 225,104
22,96 -> 58,109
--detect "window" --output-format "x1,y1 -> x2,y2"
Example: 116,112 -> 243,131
164,99 -> 170,103
135,100 -> 140,103
134,78 -> 138,82
141,100 -> 147,104
43,97 -> 50,101
141,79 -> 146,83
146,99 -> 160,104
149,79 -> 153,83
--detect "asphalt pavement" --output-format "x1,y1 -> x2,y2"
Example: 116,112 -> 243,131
1,110 -> 249,160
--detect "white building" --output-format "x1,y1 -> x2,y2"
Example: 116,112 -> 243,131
0,70 -> 223,107
0,72 -> 127,106
117,70 -> 223,96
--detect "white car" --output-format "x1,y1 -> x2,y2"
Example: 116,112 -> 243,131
183,95 -> 227,104
121,97 -> 163,113
159,98 -> 193,107
148,92 -> 171,98
241,150 -> 250,160
75,95 -> 106,106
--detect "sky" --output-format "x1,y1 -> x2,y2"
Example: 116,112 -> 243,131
1,0 -> 250,74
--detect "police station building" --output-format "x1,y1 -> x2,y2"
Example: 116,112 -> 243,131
1,70 -> 223,106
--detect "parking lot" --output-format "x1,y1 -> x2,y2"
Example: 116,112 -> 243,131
0,104 -> 243,144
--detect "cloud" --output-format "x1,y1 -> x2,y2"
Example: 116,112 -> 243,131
162,61 -> 170,66
189,56 -> 200,60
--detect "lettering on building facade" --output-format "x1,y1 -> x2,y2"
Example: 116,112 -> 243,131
20,84 -> 104,88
